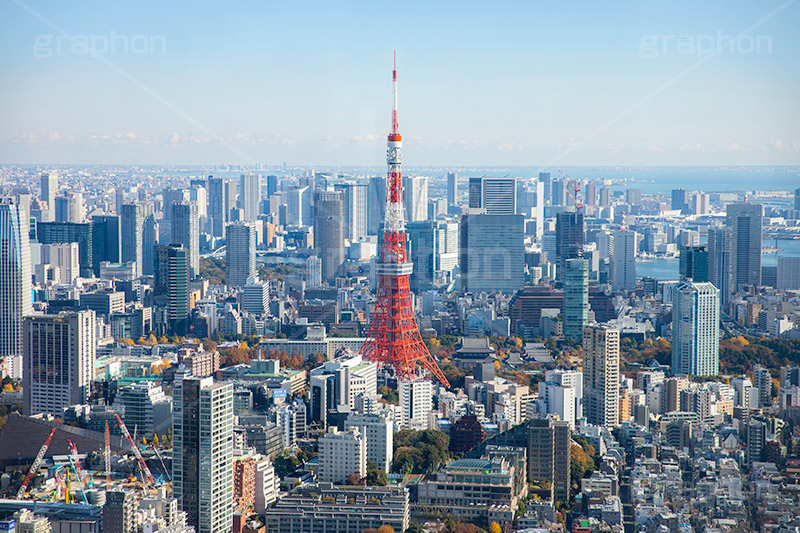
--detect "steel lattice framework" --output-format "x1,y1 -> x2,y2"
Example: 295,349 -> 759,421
360,54 -> 450,387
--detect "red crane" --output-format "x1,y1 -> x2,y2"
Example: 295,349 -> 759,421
104,420 -> 112,485
115,414 -> 155,486
66,440 -> 88,487
16,427 -> 56,499
558,169 -> 583,210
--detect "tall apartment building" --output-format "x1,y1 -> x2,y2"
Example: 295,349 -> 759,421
345,413 -> 394,473
23,311 -> 96,416
120,201 -> 155,278
403,175 -> 429,222
173,376 -> 234,533
447,171 -> 458,205
527,415 -> 571,503
671,280 -> 720,376
314,191 -> 345,284
208,177 -> 237,238
232,454 -> 257,516
611,230 -> 637,292
583,325 -> 620,428
239,173 -> 261,221
708,227 -> 732,307
726,202 -> 763,290
563,258 -> 589,342
400,379 -> 434,430
172,202 -> 200,279
0,198 -> 32,379
226,222 -> 257,288
317,427 -> 366,484
40,172 -> 58,206
305,256 -> 322,288
54,192 -> 84,223
334,182 -> 368,241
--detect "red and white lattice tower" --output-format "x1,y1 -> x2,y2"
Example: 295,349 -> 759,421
360,53 -> 450,387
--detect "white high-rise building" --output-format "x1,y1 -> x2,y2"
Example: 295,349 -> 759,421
0,199 -> 32,380
334,182 -> 368,241
241,277 -> 269,315
173,376 -> 234,533
41,242 -> 80,284
23,311 -> 96,416
254,455 -> 279,514
287,186 -> 312,226
583,325 -> 620,428
172,202 -> 200,279
113,381 -> 173,440
539,369 -> 583,428
306,256 -> 322,288
672,280 -> 720,377
226,222 -> 257,288
239,173 -> 261,221
54,192 -> 84,223
40,172 -> 58,206
317,427 -> 366,484
345,413 -> 393,473
403,176 -> 429,222
611,230 -> 637,292
400,379 -> 434,430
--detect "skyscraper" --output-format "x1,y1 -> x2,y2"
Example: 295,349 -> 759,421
679,245 -> 709,282
795,187 -> 800,210
335,182 -> 368,240
555,211 -> 584,279
446,172 -> 458,206
40,172 -> 58,207
305,256 -> 322,288
672,280 -> 720,377
226,222 -> 256,288
468,177 -> 482,208
286,186 -> 312,226
583,325 -> 620,427
54,192 -> 84,223
37,221 -> 94,278
121,202 -> 145,278
173,376 -> 234,533
314,191 -> 345,285
91,215 -> 121,276
527,415 -> 571,503
23,310 -> 95,415
460,213 -> 524,293
726,203 -> 762,290
209,177 -> 237,238
626,188 -> 642,206
172,202 -> 200,279
563,258 -> 589,342
468,177 -> 517,214
239,173 -> 261,221
708,227 -> 732,308
0,198 -> 32,379
539,172 -> 552,204
671,188 -> 687,212
403,176 -> 429,222
367,176 -> 386,236
611,230 -> 637,292
156,244 -> 190,335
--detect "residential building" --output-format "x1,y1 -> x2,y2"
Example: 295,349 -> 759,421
172,202 -> 199,279
403,175 -> 429,222
314,191 -> 345,284
226,222 -> 257,288
611,230 -> 637,292
528,415 -> 571,502
671,280 -> 720,376
583,325 -> 620,427
103,490 -> 137,533
400,378 -> 434,430
317,427 -> 366,484
345,413 -> 393,473
0,198 -> 32,379
563,258 -> 589,341
239,173 -> 261,222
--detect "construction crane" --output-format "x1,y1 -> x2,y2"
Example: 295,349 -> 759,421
65,451 -> 89,504
104,420 -> 112,485
115,414 -> 155,486
16,427 -> 56,500
558,169 -> 584,210
151,444 -> 171,483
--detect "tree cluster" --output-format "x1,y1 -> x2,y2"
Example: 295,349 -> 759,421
392,429 -> 450,475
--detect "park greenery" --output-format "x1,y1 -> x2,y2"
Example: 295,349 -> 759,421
392,429 -> 451,475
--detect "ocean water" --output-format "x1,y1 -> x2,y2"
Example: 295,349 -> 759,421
637,238 -> 800,282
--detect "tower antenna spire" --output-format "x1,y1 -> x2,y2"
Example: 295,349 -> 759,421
392,50 -> 399,134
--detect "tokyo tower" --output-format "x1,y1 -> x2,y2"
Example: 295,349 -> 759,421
360,54 -> 450,387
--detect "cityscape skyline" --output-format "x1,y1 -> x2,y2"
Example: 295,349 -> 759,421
1,1 -> 799,166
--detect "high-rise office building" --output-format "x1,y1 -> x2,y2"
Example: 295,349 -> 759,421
314,191 -> 345,284
367,176 -> 386,236
54,192 -> 84,223
671,280 -> 720,377
241,278 -> 270,315
468,177 -> 482,208
679,245 -> 709,282
162,188 -> 190,221
156,244 -> 190,335
539,172 -> 551,204
286,186 -> 312,226
460,213 -> 524,293
209,177 -> 237,238
37,221 -> 94,278
447,172 -> 458,206
583,325 -> 620,427
91,215 -> 121,276
406,219 -> 459,291
399,379 -> 434,430
226,222 -> 256,288
317,427 -> 367,484
23,311 -> 95,415
41,243 -> 79,284
552,179 -> 567,206
266,175 -> 279,197
305,256 -> 322,288
626,188 -> 642,206
599,187 -> 610,207
527,415 -> 571,503
0,199 -> 32,379
403,176 -> 429,222
555,211 -> 584,279
708,227 -> 732,307
345,413 -> 393,473
40,172 -> 58,207
239,173 -> 261,221
726,203 -> 762,291
121,202 -> 146,278
584,182 -> 597,206
172,202 -> 199,279
468,177 -> 517,214
611,230 -> 637,292
563,258 -> 589,342
671,188 -> 687,212
335,182 -> 368,241
173,376 -> 234,533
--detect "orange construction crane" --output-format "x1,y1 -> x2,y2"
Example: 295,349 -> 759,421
104,420 -> 111,485
558,169 -> 584,210
115,414 -> 155,486
16,427 -> 56,499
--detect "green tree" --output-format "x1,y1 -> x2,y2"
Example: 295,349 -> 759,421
366,460 -> 388,486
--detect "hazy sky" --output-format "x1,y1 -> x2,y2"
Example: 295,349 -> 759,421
1,0 -> 798,166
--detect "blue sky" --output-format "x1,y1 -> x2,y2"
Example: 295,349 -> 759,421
0,0 -> 798,166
